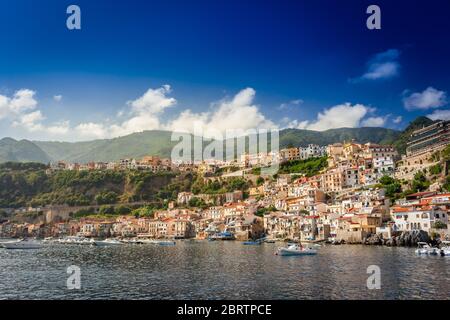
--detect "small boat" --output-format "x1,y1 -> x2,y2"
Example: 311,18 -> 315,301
243,240 -> 262,245
2,239 -> 42,250
94,239 -> 123,247
415,242 -> 438,255
264,239 -> 276,243
275,244 -> 317,256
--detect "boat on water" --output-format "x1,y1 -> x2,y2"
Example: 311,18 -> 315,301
57,236 -> 94,245
1,239 -> 43,250
94,239 -> 123,247
415,242 -> 440,255
243,240 -> 262,245
275,243 -> 317,256
209,232 -> 235,241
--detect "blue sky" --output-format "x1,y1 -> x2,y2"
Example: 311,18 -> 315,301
0,0 -> 449,141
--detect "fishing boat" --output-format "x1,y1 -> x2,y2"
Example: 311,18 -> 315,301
1,239 -> 42,250
275,243 -> 317,256
94,239 -> 123,247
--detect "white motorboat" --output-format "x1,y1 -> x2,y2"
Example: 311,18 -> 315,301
415,242 -> 440,255
94,239 -> 123,247
1,239 -> 42,250
275,244 -> 317,256
415,242 -> 432,255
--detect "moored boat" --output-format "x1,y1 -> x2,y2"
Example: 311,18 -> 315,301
94,239 -> 123,247
275,243 -> 317,256
414,242 -> 440,255
2,239 -> 42,250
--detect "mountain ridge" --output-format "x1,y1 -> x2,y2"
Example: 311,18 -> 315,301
0,117 -> 437,164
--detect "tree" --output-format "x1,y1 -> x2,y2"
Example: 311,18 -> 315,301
115,205 -> 131,215
256,176 -> 264,186
433,221 -> 447,229
411,171 -> 430,192
95,191 -> 118,205
188,197 -> 207,208
98,205 -> 115,215
379,175 -> 395,186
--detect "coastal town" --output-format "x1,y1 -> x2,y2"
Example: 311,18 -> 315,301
1,120 -> 449,247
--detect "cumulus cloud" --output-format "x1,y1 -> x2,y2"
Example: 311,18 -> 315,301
0,89 -> 37,119
361,116 -> 387,127
2,85 -> 394,141
6,85 -> 275,141
295,103 -> 374,131
72,85 -> 177,139
427,109 -> 450,121
1,89 -> 69,136
351,49 -> 400,82
53,95 -> 63,102
403,87 -> 447,110
164,87 -> 276,136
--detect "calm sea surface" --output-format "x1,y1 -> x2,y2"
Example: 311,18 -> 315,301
0,240 -> 448,300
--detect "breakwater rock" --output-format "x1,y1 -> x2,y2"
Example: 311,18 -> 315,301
364,230 -> 430,247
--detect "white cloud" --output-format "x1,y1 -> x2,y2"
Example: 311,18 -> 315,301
0,89 -> 38,119
427,109 -> 450,121
296,103 -> 373,131
352,49 -> 400,82
53,95 -> 63,102
361,116 -> 386,127
393,116 -> 402,124
403,87 -> 448,110
128,85 -> 176,114
74,122 -> 108,139
1,85 -> 395,141
164,87 -> 276,136
278,99 -> 303,110
74,85 -> 177,139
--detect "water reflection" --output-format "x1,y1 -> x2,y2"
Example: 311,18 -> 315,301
0,241 -> 448,299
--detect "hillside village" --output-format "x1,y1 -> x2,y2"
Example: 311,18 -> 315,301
1,120 -> 449,245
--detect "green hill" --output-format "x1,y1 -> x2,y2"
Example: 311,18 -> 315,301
0,138 -> 51,163
0,118 -> 438,164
